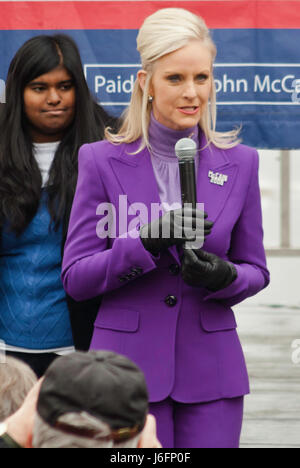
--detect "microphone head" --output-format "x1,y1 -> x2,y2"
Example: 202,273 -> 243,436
175,138 -> 197,161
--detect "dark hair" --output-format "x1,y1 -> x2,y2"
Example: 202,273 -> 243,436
0,34 -> 116,236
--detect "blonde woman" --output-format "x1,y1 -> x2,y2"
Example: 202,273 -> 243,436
62,8 -> 269,448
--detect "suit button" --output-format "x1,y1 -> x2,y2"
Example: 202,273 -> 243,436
164,295 -> 177,307
169,264 -> 180,276
131,267 -> 143,275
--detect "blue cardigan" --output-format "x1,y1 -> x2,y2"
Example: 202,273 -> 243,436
0,190 -> 73,349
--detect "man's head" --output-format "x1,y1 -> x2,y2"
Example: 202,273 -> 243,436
0,356 -> 37,421
33,351 -> 149,448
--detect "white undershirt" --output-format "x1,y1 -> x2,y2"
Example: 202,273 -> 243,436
33,141 -> 60,187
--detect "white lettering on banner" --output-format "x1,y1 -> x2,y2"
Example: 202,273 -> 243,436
214,74 -> 248,93
84,64 -> 139,105
214,65 -> 300,104
254,74 -> 295,94
282,75 -> 297,93
2,65 -> 299,106
85,63 -> 300,107
95,74 -> 135,94
0,79 -> 5,103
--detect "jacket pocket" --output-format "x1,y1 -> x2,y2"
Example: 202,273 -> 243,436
199,301 -> 237,332
94,307 -> 139,332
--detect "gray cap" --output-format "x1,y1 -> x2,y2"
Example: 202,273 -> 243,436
37,351 -> 149,441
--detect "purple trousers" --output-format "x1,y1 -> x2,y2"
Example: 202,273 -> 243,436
149,396 -> 244,448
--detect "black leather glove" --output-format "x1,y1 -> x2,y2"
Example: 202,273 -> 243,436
140,207 -> 213,257
181,248 -> 237,292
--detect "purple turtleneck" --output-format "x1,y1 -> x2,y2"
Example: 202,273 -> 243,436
148,113 -> 199,212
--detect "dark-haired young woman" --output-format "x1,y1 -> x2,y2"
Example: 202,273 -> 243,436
0,35 -> 117,377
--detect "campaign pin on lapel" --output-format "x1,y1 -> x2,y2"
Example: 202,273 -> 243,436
208,170 -> 228,186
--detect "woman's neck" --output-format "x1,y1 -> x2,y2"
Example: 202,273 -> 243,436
148,113 -> 199,159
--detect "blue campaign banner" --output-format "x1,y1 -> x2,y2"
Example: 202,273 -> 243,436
0,1 -> 300,149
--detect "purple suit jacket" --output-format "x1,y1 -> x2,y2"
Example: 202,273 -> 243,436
62,135 -> 270,403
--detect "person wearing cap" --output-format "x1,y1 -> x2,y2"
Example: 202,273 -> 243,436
0,350 -> 161,449
33,350 -> 149,448
62,8 -> 269,448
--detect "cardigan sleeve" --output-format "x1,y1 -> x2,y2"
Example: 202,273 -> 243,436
61,143 -> 157,301
202,149 -> 270,307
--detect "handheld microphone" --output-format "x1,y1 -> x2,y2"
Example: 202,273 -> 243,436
175,138 -> 197,209
175,138 -> 199,250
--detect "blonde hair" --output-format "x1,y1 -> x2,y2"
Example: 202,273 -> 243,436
106,7 -> 240,151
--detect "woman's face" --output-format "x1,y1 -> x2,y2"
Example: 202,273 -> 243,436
23,65 -> 76,143
141,40 -> 213,131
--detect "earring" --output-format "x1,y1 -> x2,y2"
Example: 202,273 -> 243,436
148,95 -> 153,103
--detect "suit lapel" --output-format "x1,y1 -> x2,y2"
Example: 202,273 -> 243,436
109,143 -> 160,225
109,142 -> 180,263
196,137 -> 239,223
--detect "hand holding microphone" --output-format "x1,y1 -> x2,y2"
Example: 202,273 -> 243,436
140,137 -> 213,256
175,138 -> 237,291
139,207 -> 213,257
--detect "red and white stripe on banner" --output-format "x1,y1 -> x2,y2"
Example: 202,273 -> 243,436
0,1 -> 300,30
